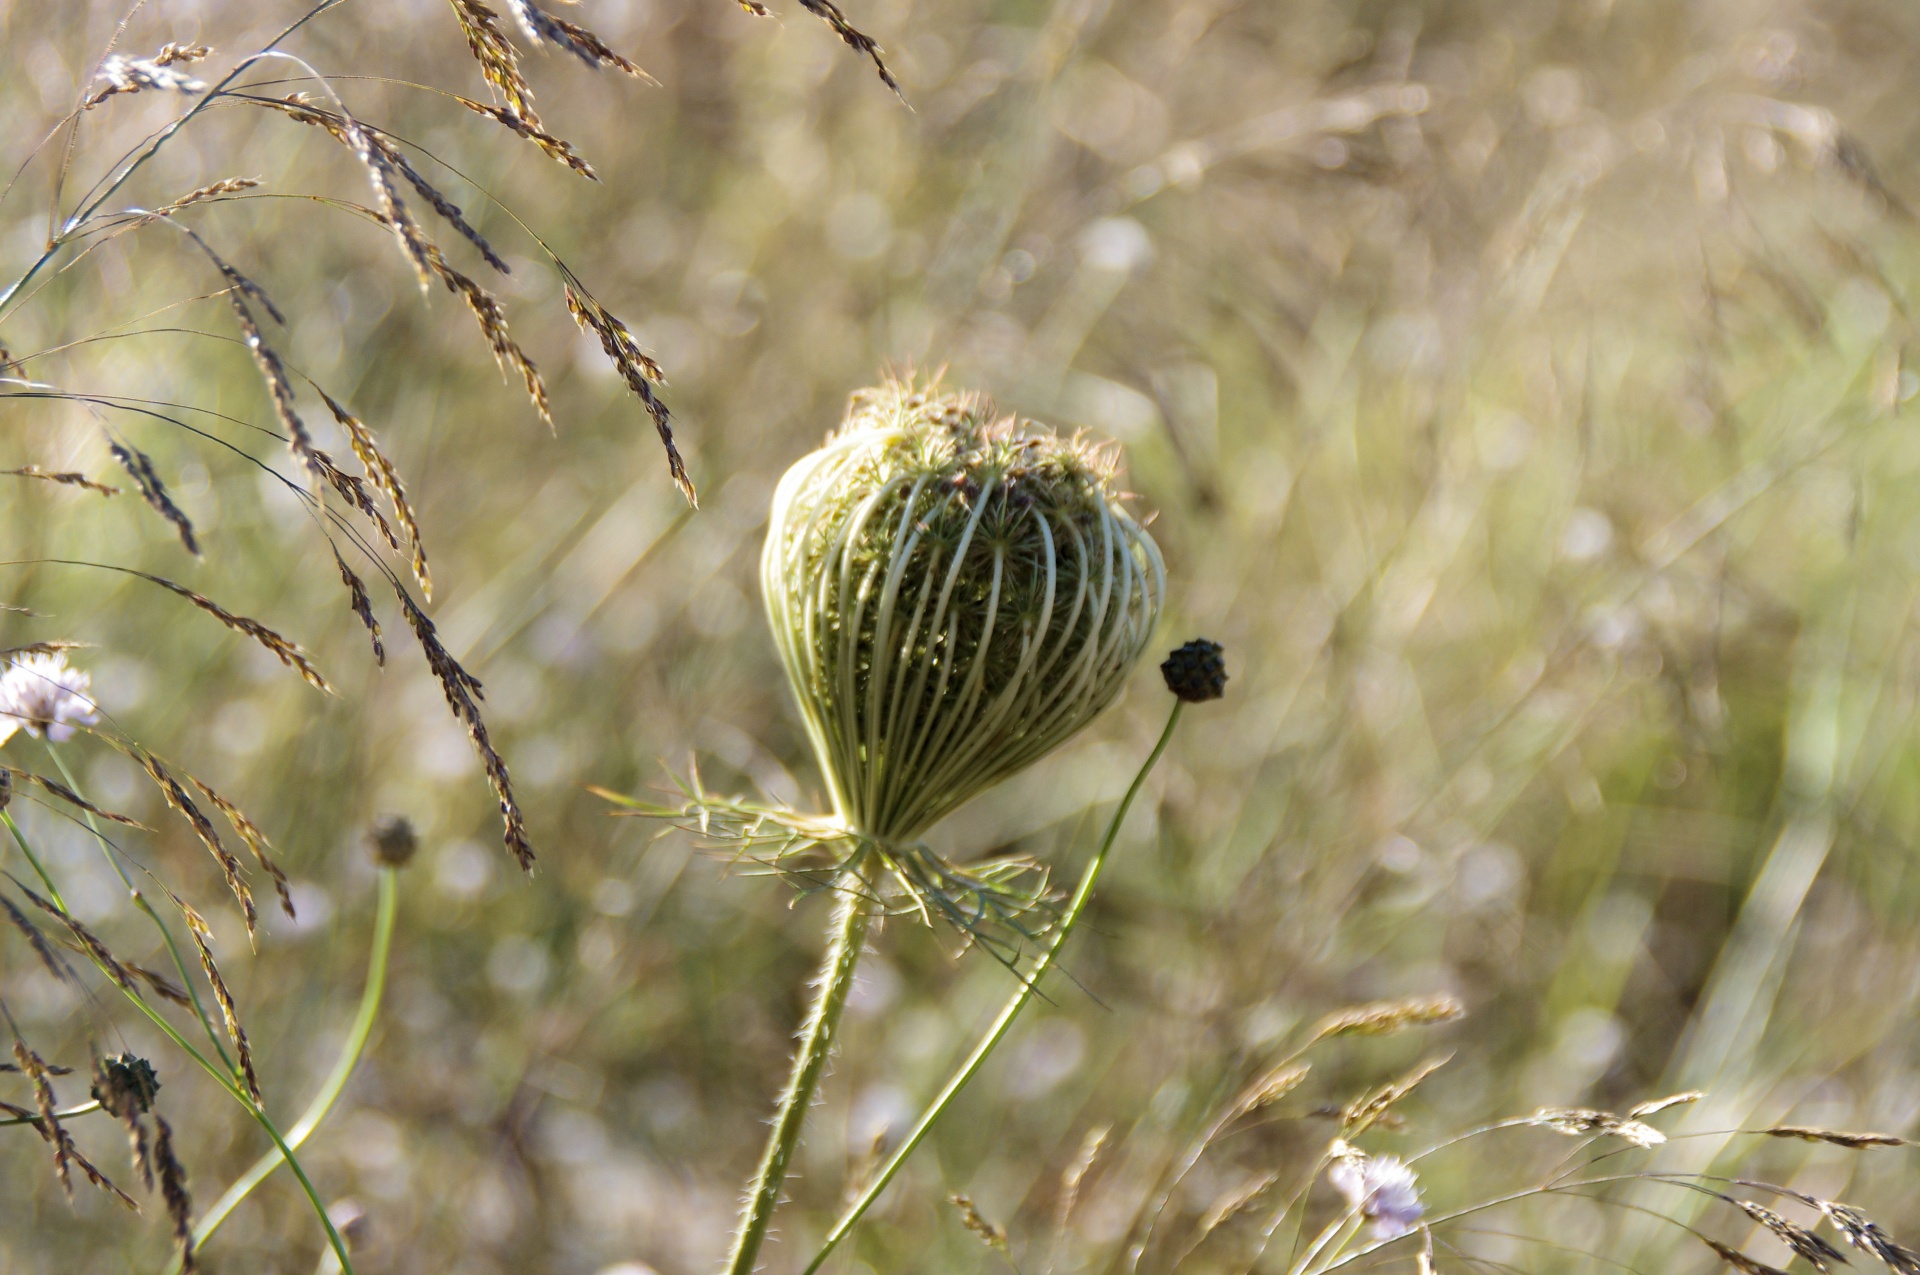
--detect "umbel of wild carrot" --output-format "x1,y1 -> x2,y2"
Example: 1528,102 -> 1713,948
762,378 -> 1166,842
722,380 -> 1164,1275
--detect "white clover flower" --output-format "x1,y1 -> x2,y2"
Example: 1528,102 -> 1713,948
0,652 -> 100,744
1328,1142 -> 1425,1239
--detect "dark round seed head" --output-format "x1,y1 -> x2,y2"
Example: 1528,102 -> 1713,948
1161,639 -> 1227,703
369,814 -> 418,867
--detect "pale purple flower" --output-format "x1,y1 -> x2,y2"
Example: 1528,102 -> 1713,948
0,653 -> 100,744
1328,1144 -> 1424,1239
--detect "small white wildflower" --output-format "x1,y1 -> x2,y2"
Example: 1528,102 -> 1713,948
0,653 -> 100,744
1327,1141 -> 1424,1239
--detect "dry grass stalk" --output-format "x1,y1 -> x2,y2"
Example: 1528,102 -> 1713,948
504,0 -> 652,78
449,0 -> 540,121
2,466 -> 118,496
317,390 -> 431,597
11,1035 -> 69,1196
125,569 -> 328,691
2,766 -> 147,826
424,243 -> 552,429
87,43 -> 212,108
1197,1169 -> 1280,1238
12,881 -> 136,992
330,546 -> 387,666
1706,1237 -> 1793,1275
393,584 -> 533,870
185,775 -> 295,922
1762,1126 -> 1910,1148
565,282 -> 693,503
0,641 -> 89,661
1238,1060 -> 1311,1115
1,892 -> 72,982
139,754 -> 258,940
452,96 -> 597,178
154,1114 -> 195,1273
1342,1054 -> 1450,1136
157,176 -> 261,215
949,1193 -> 1009,1252
173,895 -> 261,1103
1529,1107 -> 1667,1147
1306,994 -> 1465,1045
108,440 -> 199,554
1735,1201 -> 1850,1272
1052,1123 -> 1109,1254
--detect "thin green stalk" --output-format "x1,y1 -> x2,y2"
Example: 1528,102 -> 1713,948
802,701 -> 1184,1275
726,864 -> 879,1275
1,802 -> 356,1273
45,745 -> 234,1069
0,1099 -> 100,1127
167,865 -> 399,1271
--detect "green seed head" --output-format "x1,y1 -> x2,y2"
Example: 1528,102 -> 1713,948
763,380 -> 1165,841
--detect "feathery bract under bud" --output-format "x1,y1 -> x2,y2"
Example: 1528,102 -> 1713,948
763,380 -> 1165,841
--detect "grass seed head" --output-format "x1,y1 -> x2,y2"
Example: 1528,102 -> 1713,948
762,377 -> 1164,841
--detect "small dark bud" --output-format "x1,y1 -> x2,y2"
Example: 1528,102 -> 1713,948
1161,638 -> 1227,703
368,815 -> 418,868
91,1052 -> 161,1116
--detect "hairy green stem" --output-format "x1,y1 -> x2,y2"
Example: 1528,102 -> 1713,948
165,864 -> 398,1271
727,867 -> 879,1275
803,701 -> 1184,1274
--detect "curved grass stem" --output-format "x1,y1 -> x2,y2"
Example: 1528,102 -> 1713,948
165,864 -> 399,1271
726,862 -> 879,1275
802,700 -> 1185,1275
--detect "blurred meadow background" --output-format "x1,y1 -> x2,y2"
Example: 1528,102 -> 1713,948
4,0 -> 1920,1271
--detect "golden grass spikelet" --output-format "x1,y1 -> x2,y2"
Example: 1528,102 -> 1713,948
318,390 -> 431,598
453,96 -> 598,178
1,892 -> 72,982
125,570 -> 328,691
128,963 -> 192,1007
393,584 -> 533,870
185,776 -> 295,922
155,1114 -> 195,1273
1198,1169 -> 1281,1239
331,546 -> 386,666
1341,1054 -> 1450,1136
3,466 -> 118,495
1706,1238 -> 1793,1275
12,881 -> 136,991
139,756 -> 257,941
949,1194 -> 1009,1252
1307,994 -> 1465,1045
158,176 -> 261,214
1239,1060 -> 1311,1114
449,0 -> 541,122
1735,1201 -> 1850,1272
425,244 -> 552,429
108,440 -> 198,554
0,641 -> 90,660
565,282 -> 691,502
11,1035 -> 69,1196
1820,1203 -> 1920,1275
790,0 -> 901,98
1628,1091 -> 1703,1117
313,450 -> 402,555
1529,1107 -> 1667,1147
1763,1126 -> 1910,1148
172,896 -> 261,1103
2,766 -> 147,827
505,0 -> 652,78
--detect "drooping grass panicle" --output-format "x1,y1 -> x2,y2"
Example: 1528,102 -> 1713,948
1529,1106 -> 1669,1147
2,465 -> 118,496
1,891 -> 74,983
9,1025 -> 69,1196
503,0 -> 652,78
448,0 -> 541,123
100,566 -> 329,692
1306,994 -> 1466,1046
154,1113 -> 195,1273
108,439 -> 199,554
1,766 -> 146,827
424,241 -> 552,429
138,754 -> 259,942
169,893 -> 262,1103
452,95 -> 598,177
564,280 -> 689,501
184,776 -> 296,923
10,878 -> 138,992
331,545 -> 387,666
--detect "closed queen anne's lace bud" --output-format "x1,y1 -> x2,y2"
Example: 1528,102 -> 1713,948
763,380 -> 1165,841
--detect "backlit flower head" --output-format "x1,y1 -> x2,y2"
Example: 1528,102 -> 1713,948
762,378 -> 1164,841
0,652 -> 100,744
1328,1141 -> 1425,1239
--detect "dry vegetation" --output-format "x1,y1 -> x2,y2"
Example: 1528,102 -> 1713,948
3,0 -> 1920,1272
